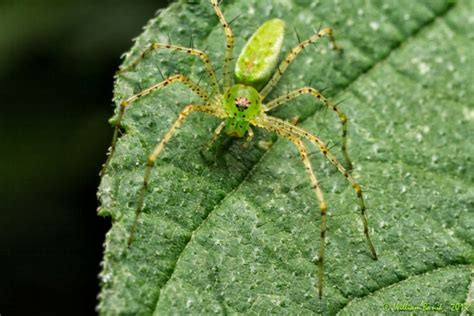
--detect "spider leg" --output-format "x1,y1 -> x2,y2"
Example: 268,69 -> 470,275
211,0 -> 234,89
100,75 -> 209,176
252,116 -> 329,298
292,138 -> 328,299
254,114 -> 378,258
128,104 -> 226,246
117,43 -> 220,94
205,121 -> 226,151
260,27 -> 340,99
265,87 -> 352,169
242,127 -> 254,148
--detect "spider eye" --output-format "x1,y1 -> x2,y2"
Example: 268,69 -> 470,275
235,97 -> 250,110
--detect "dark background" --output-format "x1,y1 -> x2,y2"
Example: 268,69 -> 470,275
0,1 -> 168,315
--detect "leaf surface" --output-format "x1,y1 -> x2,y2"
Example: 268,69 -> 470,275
98,0 -> 473,314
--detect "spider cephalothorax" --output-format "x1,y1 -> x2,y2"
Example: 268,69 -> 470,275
223,84 -> 261,137
101,0 -> 378,300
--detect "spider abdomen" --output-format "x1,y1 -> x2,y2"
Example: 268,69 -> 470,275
235,19 -> 285,91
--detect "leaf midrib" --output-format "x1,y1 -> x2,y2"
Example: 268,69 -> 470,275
151,1 -> 457,311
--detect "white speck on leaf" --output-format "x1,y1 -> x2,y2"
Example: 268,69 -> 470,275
186,299 -> 193,308
417,61 -> 430,75
369,21 -> 380,31
463,107 -> 474,121
248,6 -> 255,15
415,132 -> 423,142
102,272 -> 113,283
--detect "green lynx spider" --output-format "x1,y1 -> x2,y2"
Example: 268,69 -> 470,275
101,0 -> 378,299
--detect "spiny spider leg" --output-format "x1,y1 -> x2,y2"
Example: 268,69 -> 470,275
258,114 -> 378,261
293,138 -> 328,299
100,75 -> 209,176
243,127 -> 254,147
252,117 -> 328,298
260,27 -> 340,99
265,87 -> 353,169
117,43 -> 221,94
211,0 -> 234,89
205,121 -> 226,151
128,104 -> 226,246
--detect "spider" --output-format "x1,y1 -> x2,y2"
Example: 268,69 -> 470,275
100,0 -> 378,299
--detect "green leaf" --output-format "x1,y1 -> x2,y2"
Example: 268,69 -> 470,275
97,0 -> 473,314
